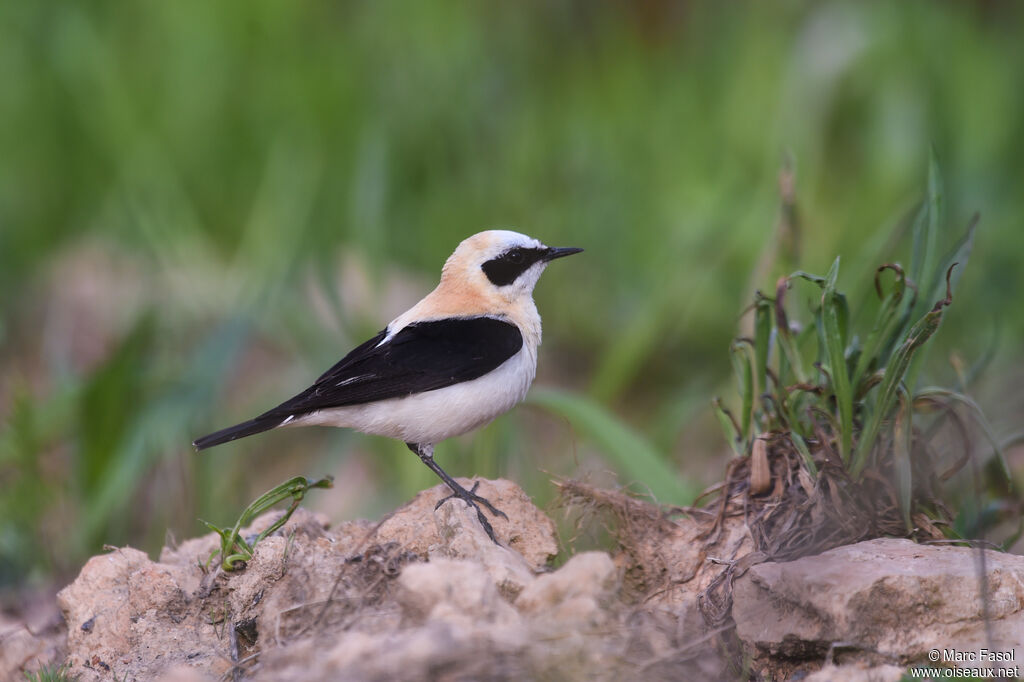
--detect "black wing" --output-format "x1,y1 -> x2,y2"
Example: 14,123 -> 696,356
194,317 -> 523,450
265,316 -> 523,416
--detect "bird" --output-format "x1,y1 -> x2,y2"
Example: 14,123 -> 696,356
193,230 -> 583,542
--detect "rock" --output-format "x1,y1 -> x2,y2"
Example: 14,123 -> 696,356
516,548 -> 618,663
52,507 -> 398,682
156,665 -> 217,682
54,540 -> 251,682
284,622 -> 522,682
431,499 -> 538,599
0,621 -> 63,680
733,538 -> 1024,668
803,663 -> 905,682
377,478 -> 559,570
51,479 -> 1024,682
50,480 -> 564,682
396,558 -> 520,630
259,549 -> 625,681
57,546 -> 153,678
516,551 -> 617,619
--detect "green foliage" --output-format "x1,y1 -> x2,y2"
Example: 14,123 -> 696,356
715,161 -> 1001,529
2,1 -> 1023,589
200,475 -> 333,572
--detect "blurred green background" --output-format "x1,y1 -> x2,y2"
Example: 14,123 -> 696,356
2,0 -> 1024,595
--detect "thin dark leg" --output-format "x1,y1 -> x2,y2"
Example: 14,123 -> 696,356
406,442 -> 507,544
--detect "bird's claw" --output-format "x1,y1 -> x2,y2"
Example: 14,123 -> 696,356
435,481 -> 508,543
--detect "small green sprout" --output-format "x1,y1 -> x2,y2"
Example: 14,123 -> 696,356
200,475 -> 333,571
23,663 -> 77,682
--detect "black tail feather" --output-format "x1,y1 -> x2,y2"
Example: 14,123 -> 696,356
192,416 -> 283,451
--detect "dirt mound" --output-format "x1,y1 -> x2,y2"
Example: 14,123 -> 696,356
45,479 -> 722,681
9,479 -> 1023,681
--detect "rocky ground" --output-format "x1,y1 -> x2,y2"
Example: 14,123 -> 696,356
3,478 -> 1023,681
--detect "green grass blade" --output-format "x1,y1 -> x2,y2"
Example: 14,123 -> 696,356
788,271 -> 827,287
922,150 -> 944,290
588,293 -> 668,402
824,256 -> 840,291
22,662 -> 75,682
77,313 -> 156,494
527,387 -> 697,504
730,340 -> 755,444
852,265 -> 908,389
851,285 -> 952,478
893,386 -> 914,531
753,297 -> 772,397
781,387 -> 812,440
776,328 -> 806,384
821,258 -> 853,464
935,213 -> 978,301
774,278 -> 808,384
790,431 -> 818,477
712,397 -> 744,457
904,214 -> 978,391
909,151 -> 942,303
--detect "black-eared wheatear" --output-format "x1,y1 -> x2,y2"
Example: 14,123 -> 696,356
193,230 -> 582,542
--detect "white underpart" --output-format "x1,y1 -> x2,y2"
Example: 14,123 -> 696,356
290,343 -> 538,445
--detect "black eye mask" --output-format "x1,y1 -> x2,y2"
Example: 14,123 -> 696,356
481,247 -> 547,286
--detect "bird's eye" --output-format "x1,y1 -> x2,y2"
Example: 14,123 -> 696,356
505,249 -> 524,264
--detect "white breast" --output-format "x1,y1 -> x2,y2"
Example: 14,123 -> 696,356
292,343 -> 538,445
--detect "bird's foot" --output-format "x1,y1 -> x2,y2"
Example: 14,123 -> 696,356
435,481 -> 508,544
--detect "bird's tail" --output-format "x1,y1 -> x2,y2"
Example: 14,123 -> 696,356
192,416 -> 283,451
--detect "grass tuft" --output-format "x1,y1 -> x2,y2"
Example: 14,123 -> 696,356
23,663 -> 77,682
708,163 -> 1012,561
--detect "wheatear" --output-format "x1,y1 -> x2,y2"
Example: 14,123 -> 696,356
193,230 -> 582,542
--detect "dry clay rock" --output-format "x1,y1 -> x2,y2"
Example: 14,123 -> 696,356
377,477 -> 558,570
734,538 -> 1024,669
54,479 -> 564,682
55,478 -> 1024,681
263,551 -> 620,682
0,615 -> 64,680
57,512 -> 335,682
803,663 -> 905,682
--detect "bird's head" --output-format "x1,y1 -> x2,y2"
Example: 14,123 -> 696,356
441,230 -> 583,302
